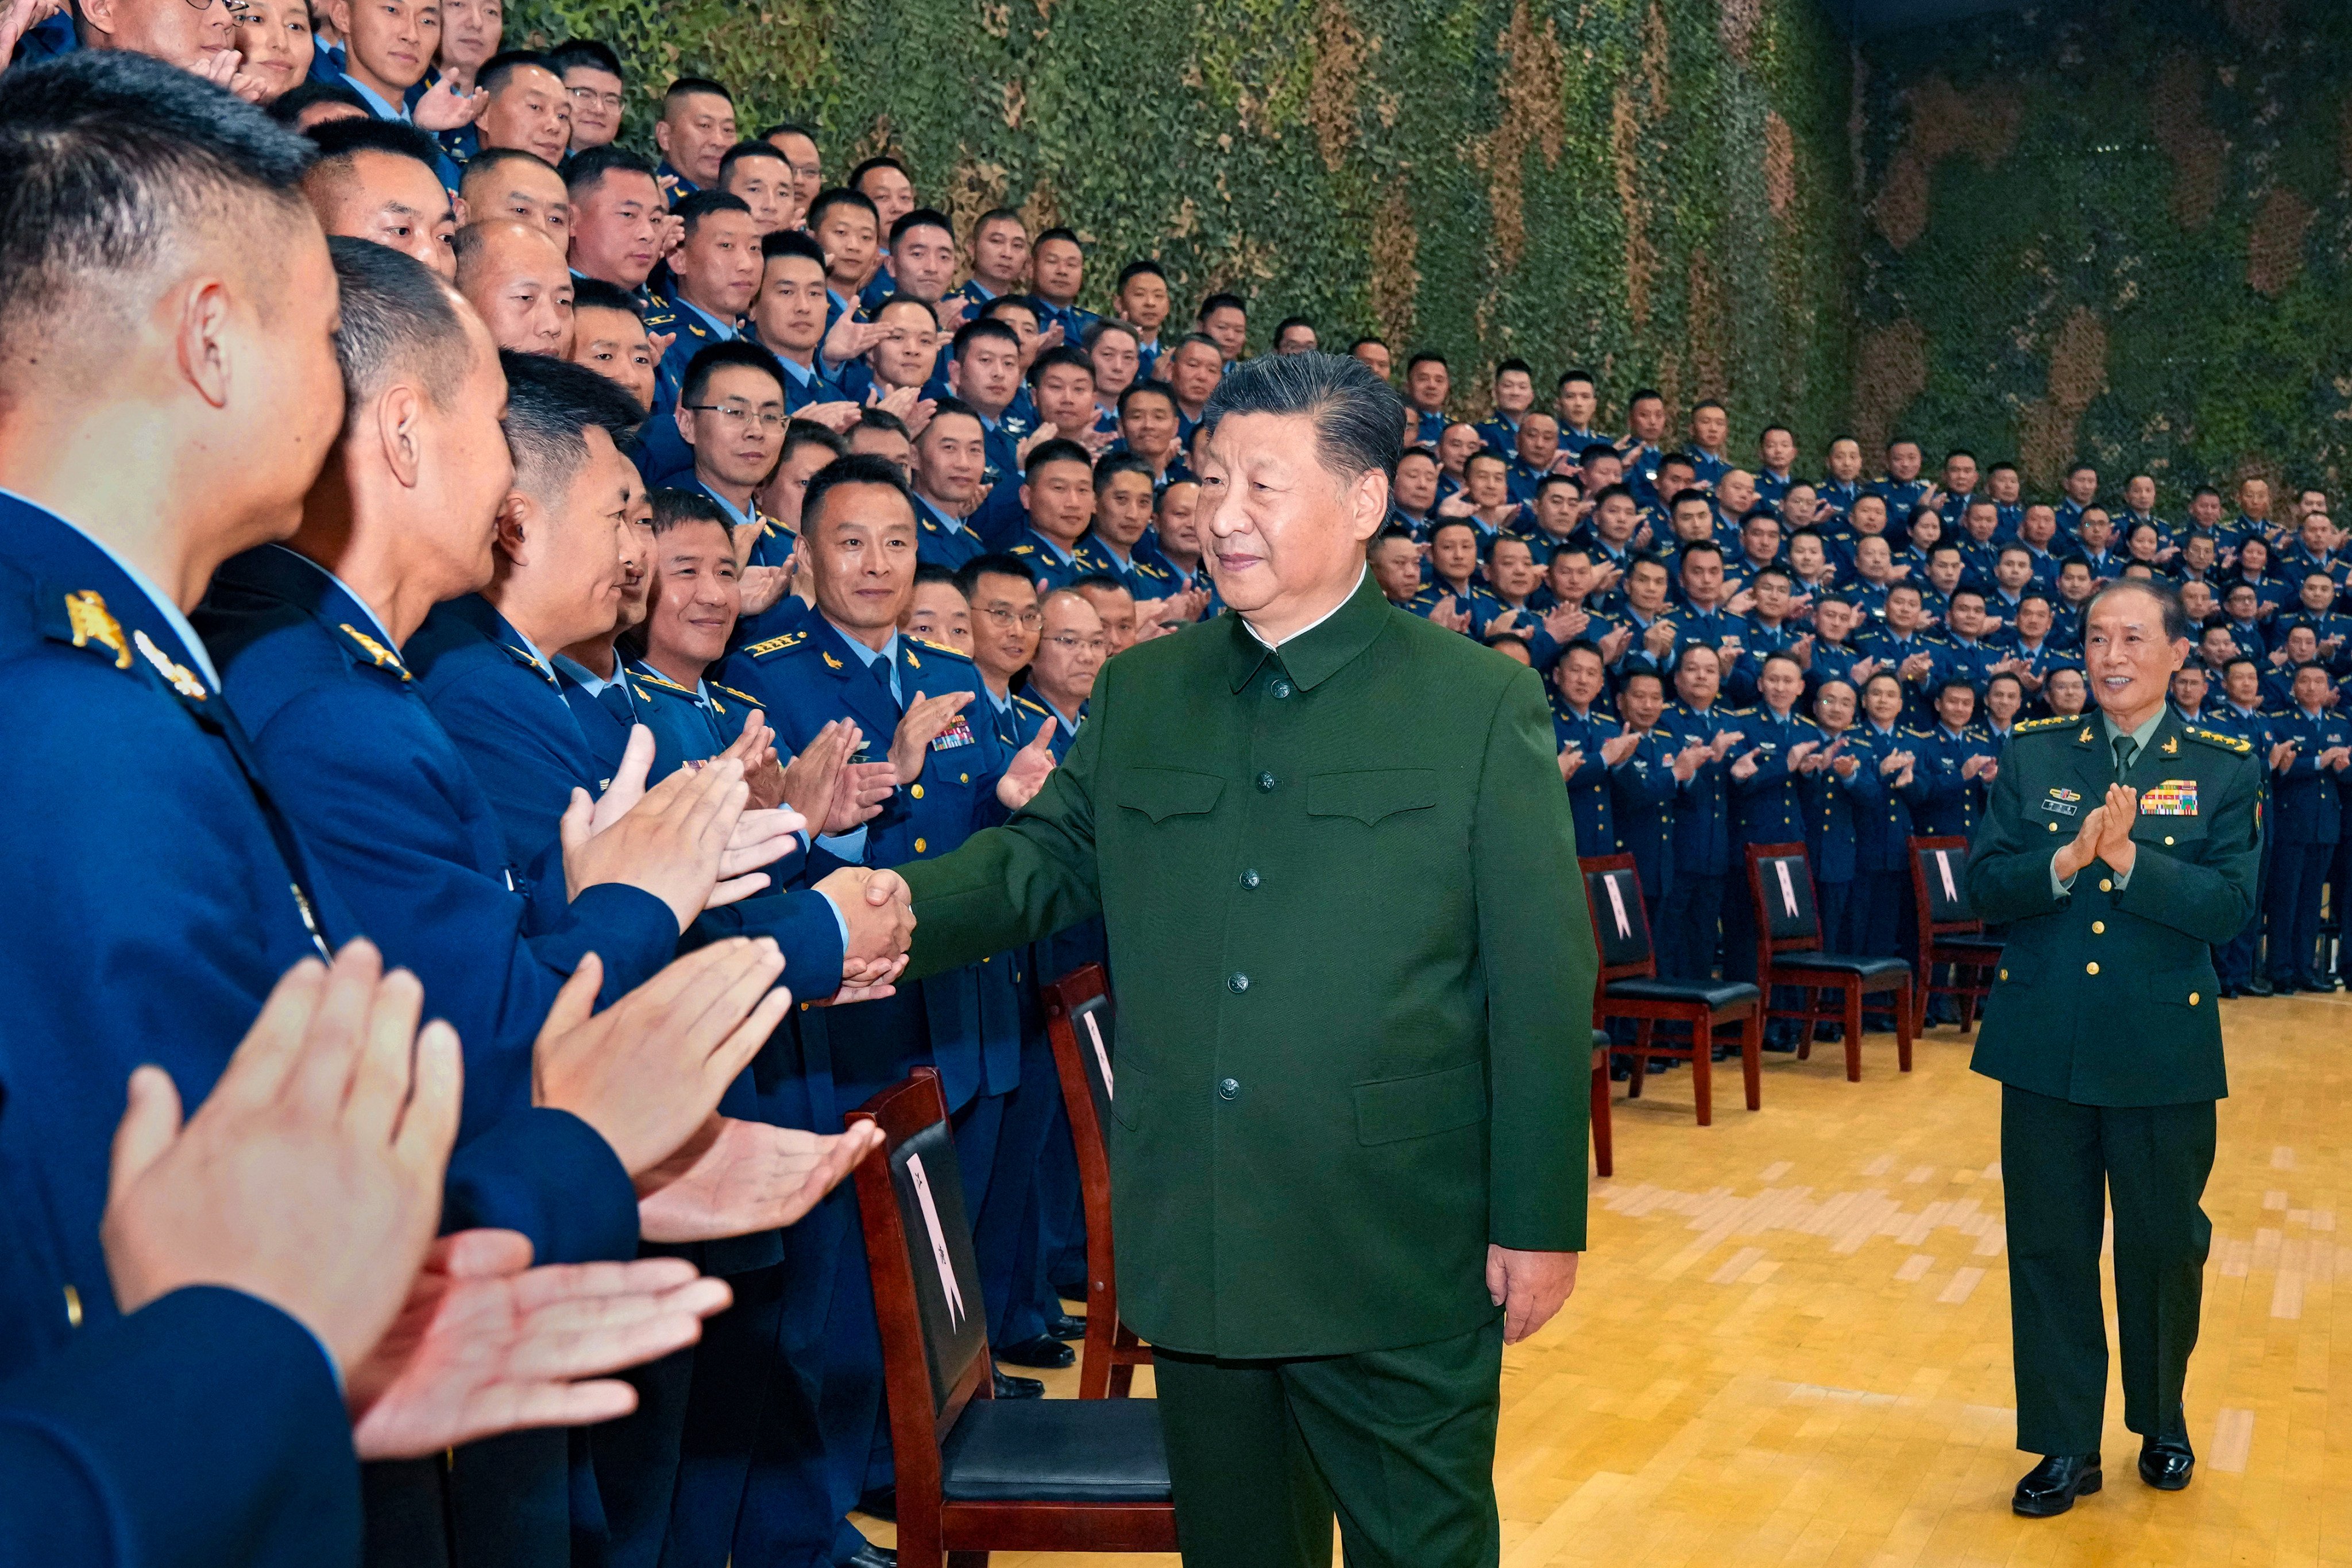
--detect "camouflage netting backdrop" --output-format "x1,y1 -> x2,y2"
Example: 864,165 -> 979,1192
504,0 -> 2352,486
505,0 -> 1856,451
1856,0 -> 2352,494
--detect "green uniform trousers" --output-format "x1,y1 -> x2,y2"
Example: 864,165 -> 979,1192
1150,1320 -> 1504,1568
2001,1084 -> 2216,1455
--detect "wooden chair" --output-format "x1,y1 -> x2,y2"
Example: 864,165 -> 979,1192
1907,835 -> 2003,1037
1588,1026 -> 1614,1178
1744,843 -> 1915,1081
847,1069 -> 1178,1567
1041,965 -> 1150,1399
1579,854 -> 1763,1126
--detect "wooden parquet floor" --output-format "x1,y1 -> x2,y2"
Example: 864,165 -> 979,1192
858,992 -> 2352,1565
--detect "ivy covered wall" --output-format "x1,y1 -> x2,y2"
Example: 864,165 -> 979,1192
1853,0 -> 2352,495
507,0 -> 1858,449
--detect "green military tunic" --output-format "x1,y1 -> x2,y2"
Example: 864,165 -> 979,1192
901,571 -> 1596,1361
1967,708 -> 2260,1105
1964,705 -> 2261,1456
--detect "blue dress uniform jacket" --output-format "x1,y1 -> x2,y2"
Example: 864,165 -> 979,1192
0,1286 -> 360,1568
1913,723 -> 1999,837
717,619 -> 1024,1114
1656,701 -> 1737,878
1803,739 -> 1884,886
197,546 -> 682,1128
405,594 -> 848,999
1551,701 -> 1620,855
1728,707 -> 1820,845
620,659 -> 766,781
914,493 -> 989,570
0,499 -> 638,1425
1609,731 -> 1683,899
1007,527 -> 1118,593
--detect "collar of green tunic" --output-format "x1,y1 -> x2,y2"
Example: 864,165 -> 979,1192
1225,570 -> 1392,693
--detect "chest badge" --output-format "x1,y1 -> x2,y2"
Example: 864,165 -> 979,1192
930,713 -> 978,752
2142,779 -> 2199,817
2041,786 -> 2080,817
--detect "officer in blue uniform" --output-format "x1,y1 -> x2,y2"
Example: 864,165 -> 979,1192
1724,652 -> 1820,986
1655,644 -> 1742,978
713,456 -> 1056,1568
1004,437 -> 1120,591
1551,642 -> 1627,855
1850,671 -> 1932,962
1608,669 -> 1687,925
1913,679 -> 1999,839
1803,677 -> 1884,954
0,66 -> 643,1568
2264,663 -> 2352,991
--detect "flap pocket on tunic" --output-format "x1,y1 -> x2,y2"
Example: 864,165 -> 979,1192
1307,768 -> 1439,827
1353,1061 -> 1487,1146
1115,768 -> 1225,822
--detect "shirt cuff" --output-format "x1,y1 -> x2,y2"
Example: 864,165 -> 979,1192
817,887 -> 850,951
817,827 -> 869,862
2050,853 -> 2076,901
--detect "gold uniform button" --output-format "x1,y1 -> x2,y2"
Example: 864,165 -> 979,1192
914,837 -> 927,853
2091,921 -> 2105,934
2085,961 -> 2100,976
63,1284 -> 82,1330
2099,878 -> 2113,892
960,773 -> 970,783
911,783 -> 924,800
2048,821 -> 2060,833
2189,991 -> 2200,1006
1999,968 -> 2009,981
2164,835 -> 2175,845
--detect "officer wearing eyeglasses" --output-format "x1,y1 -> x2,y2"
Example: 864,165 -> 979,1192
673,340 -> 789,535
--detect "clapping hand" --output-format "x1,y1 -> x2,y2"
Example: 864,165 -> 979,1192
1786,739 -> 1822,773
1670,740 -> 1708,781
888,690 -> 977,785
715,709 -> 789,811
1600,731 -> 1642,766
634,1113 -> 884,1241
411,72 -> 486,130
1709,728 -> 1741,760
1556,744 -> 1584,782
997,718 -> 1059,809
1430,594 -> 1473,634
1728,747 -> 1762,781
0,0 -> 64,64
1961,752 -> 1993,781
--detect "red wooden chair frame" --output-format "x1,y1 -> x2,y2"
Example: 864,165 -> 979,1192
848,1069 -> 1179,1566
1579,853 -> 1763,1126
1744,842 -> 1915,1081
1907,834 -> 2003,1037
1041,965 -> 1151,1399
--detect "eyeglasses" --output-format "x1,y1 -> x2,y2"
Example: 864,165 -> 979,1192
568,86 -> 625,112
978,605 -> 1044,629
189,0 -> 254,13
685,403 -> 787,430
1043,634 -> 1108,655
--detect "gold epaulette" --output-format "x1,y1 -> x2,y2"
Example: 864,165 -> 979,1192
2014,715 -> 2075,733
910,636 -> 971,662
632,666 -> 696,695
710,679 -> 759,704
2187,725 -> 2253,755
744,631 -> 808,657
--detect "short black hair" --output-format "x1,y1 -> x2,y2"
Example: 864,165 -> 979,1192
781,419 -> 847,462
805,186 -> 877,231
548,40 -> 623,79
460,147 -> 558,199
1198,291 -> 1246,320
663,76 -> 733,109
1028,345 -> 1092,386
1493,356 -> 1531,380
563,142 -> 655,199
269,80 -> 370,125
1557,367 -> 1595,389
847,155 -> 909,191
951,318 -> 1019,363
1199,352 -> 1405,484
855,407 -> 910,440
759,119 -> 817,142
500,348 -> 646,499
719,140 -> 790,185
1274,315 -> 1315,341
1407,350 -> 1449,372
1071,571 -> 1130,597
572,276 -> 645,318
648,485 -> 731,535
760,228 -> 826,268
889,205 -> 954,249
1117,381 -> 1176,419
674,189 -> 751,236
912,561 -> 961,588
1094,452 -> 1154,492
679,338 -> 785,408
804,451 -> 916,536
1036,226 -> 1081,249
1116,258 -> 1167,289
954,551 -> 1036,597
1023,437 -> 1094,477
306,114 -> 445,175
919,395 -> 982,438
326,237 -> 469,429
477,51 -> 556,97
1,53 -> 314,374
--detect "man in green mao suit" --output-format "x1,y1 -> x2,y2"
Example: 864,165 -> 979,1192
898,353 -> 1597,1566
1965,579 -> 2261,1517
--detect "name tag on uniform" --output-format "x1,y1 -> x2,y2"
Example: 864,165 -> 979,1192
2041,787 -> 2080,817
2142,779 -> 2199,816
931,714 -> 978,752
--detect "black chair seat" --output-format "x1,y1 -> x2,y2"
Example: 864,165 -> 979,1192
1604,977 -> 1762,1009
1773,952 -> 1910,979
940,1396 -> 1172,1504
1934,933 -> 2005,955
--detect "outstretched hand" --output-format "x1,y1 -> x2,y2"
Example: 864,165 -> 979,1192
997,718 -> 1059,809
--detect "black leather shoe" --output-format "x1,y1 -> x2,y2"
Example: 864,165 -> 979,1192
847,1544 -> 896,1568
1045,1311 -> 1088,1339
2139,1435 -> 2195,1490
2013,1453 -> 2101,1517
991,1368 -> 1045,1399
996,1334 -> 1074,1369
2245,976 -> 2274,997
855,1485 -> 896,1521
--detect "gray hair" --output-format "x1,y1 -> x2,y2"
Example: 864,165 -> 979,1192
1200,352 -> 1405,484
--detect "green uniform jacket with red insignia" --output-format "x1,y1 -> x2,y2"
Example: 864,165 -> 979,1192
898,571 -> 1596,1359
1965,707 -> 2261,1107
